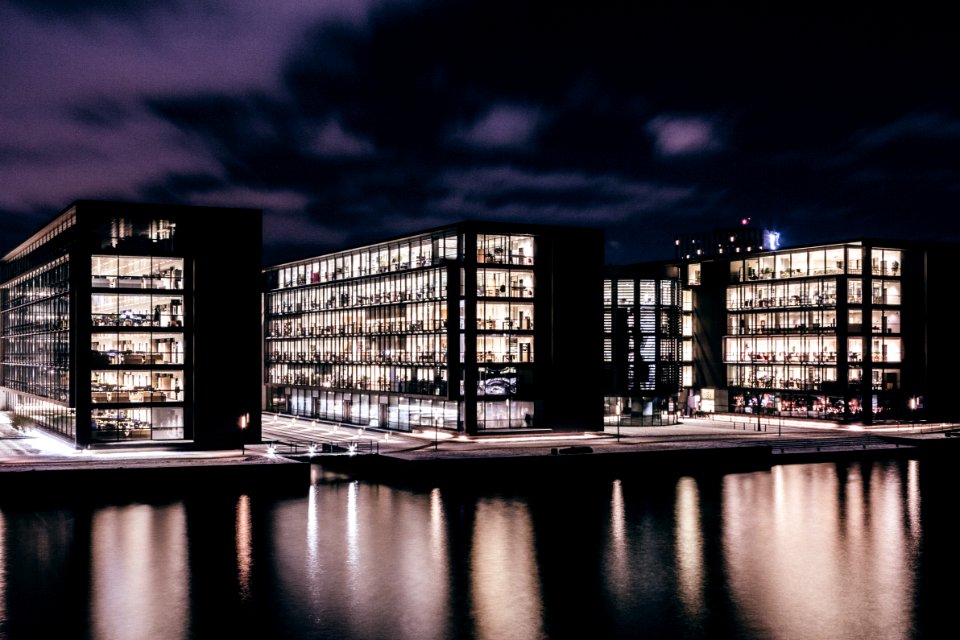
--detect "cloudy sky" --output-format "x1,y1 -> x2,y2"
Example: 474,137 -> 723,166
1,1 -> 957,265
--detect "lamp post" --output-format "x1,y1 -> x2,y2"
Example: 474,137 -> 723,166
615,401 -> 622,442
239,412 -> 249,455
756,394 -> 762,432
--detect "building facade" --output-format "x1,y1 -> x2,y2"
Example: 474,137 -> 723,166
263,221 -> 603,435
0,201 -> 262,447
680,238 -> 954,423
675,220 -> 767,261
602,262 -> 682,425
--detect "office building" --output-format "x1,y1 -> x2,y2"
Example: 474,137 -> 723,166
0,201 -> 262,447
674,219 -> 768,261
263,221 -> 603,435
680,238 -> 955,422
602,262 -> 682,425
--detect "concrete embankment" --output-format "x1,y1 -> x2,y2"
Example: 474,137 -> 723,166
0,457 -> 310,503
318,445 -> 778,485
315,435 -> 954,486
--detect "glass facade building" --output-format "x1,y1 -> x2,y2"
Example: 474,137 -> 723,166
678,238 -> 953,423
602,263 -> 682,425
1,201 -> 262,447
264,221 -> 603,435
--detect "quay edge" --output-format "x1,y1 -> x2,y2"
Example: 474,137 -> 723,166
0,459 -> 310,504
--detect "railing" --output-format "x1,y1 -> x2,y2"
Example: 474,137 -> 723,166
728,325 -> 837,335
266,351 -> 449,365
728,296 -> 836,310
264,438 -> 379,456
91,274 -> 182,290
708,412 -> 960,434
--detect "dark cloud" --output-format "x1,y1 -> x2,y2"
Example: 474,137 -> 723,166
1,1 -> 959,266
4,0 -> 182,20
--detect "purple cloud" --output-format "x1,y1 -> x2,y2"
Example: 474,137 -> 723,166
432,166 -> 695,224
451,105 -> 541,150
646,115 -> 722,157
308,118 -> 376,158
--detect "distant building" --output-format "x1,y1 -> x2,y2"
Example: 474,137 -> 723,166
675,219 -> 766,260
602,262 -> 682,425
263,221 -> 603,435
680,238 -> 955,422
0,201 -> 262,447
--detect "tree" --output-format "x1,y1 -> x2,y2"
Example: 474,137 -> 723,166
10,413 -> 30,432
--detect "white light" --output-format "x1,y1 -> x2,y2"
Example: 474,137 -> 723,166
764,230 -> 781,251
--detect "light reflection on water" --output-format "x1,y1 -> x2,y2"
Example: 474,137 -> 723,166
0,458 -> 951,639
722,462 -> 920,640
91,503 -> 189,640
674,476 -> 704,622
236,494 -> 252,601
0,510 -> 5,631
470,499 -> 544,640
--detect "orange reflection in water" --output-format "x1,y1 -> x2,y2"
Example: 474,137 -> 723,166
273,479 -> 450,640
0,511 -> 5,629
428,487 -> 448,567
470,499 -> 545,640
606,479 -> 629,594
674,476 -> 704,619
236,494 -> 252,601
723,462 -> 918,640
90,503 -> 189,640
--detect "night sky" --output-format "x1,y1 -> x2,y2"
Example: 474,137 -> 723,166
1,1 -> 957,266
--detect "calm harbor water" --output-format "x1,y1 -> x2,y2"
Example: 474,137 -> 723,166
0,457 -> 955,639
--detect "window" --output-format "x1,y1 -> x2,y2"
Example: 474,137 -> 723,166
848,280 -> 863,304
91,255 -> 184,290
477,234 -> 534,265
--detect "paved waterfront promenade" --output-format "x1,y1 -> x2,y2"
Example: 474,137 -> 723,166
0,412 -> 308,497
2,411 -> 957,484
255,414 -> 960,481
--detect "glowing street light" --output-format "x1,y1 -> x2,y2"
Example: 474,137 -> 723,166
238,412 -> 249,455
615,401 -> 622,443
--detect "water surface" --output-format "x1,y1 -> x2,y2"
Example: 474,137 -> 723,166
1,458 -> 955,639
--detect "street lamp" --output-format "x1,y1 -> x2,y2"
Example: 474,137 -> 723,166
755,394 -> 762,432
239,412 -> 249,455
615,401 -> 622,442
